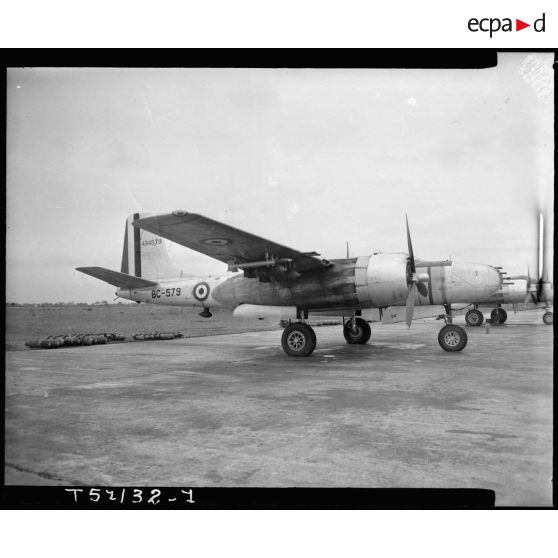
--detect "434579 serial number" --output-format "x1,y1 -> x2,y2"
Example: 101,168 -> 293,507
152,288 -> 182,298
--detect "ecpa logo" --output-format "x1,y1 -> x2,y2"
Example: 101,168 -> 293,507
468,13 -> 545,37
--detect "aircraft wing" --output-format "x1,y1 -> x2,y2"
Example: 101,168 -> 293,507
134,212 -> 332,274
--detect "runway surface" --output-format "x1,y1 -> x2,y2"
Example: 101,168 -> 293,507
5,309 -> 553,506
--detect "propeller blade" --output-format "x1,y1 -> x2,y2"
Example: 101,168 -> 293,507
406,214 -> 416,274
417,282 -> 428,298
526,264 -> 538,303
537,213 -> 545,300
405,283 -> 417,328
538,213 -> 544,279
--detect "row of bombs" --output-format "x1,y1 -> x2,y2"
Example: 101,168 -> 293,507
279,320 -> 342,328
132,332 -> 184,341
25,332 -> 126,349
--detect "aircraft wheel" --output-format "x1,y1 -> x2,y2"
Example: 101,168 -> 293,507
438,324 -> 467,352
490,308 -> 507,324
465,309 -> 484,327
281,323 -> 317,357
543,312 -> 553,325
343,318 -> 371,344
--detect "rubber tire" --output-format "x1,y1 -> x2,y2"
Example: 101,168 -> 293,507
438,324 -> 468,352
465,309 -> 484,327
542,312 -> 553,325
343,318 -> 372,344
281,323 -> 317,357
490,308 -> 507,324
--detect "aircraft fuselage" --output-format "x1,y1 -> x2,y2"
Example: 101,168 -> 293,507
117,253 -> 502,313
471,278 -> 554,306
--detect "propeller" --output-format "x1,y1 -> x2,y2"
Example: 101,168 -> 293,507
530,212 -> 552,305
527,264 -> 538,304
405,215 -> 429,327
537,213 -> 548,301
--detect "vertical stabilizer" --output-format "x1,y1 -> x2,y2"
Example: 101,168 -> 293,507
121,213 -> 179,280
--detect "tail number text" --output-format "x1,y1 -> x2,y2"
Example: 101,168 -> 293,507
152,288 -> 182,299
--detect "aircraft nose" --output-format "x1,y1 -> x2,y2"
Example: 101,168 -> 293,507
485,265 -> 502,296
453,262 -> 502,298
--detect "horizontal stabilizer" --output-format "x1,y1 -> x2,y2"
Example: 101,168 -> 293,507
76,267 -> 157,289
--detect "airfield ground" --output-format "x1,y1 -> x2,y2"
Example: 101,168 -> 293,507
4,304 -> 279,351
4,308 -> 553,506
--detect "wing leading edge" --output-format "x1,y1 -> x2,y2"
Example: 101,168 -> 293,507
133,211 -> 331,276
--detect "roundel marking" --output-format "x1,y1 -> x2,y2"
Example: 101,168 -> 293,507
193,281 -> 210,301
202,238 -> 231,246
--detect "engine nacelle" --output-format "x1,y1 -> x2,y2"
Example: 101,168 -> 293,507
356,253 -> 409,308
502,279 -> 530,304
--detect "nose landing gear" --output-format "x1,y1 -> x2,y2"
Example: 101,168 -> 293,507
438,324 -> 468,352
465,308 -> 484,327
439,304 -> 468,351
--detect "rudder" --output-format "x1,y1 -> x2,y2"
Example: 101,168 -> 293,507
121,212 -> 179,279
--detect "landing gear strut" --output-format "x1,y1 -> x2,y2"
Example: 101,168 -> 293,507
465,308 -> 484,327
343,317 -> 371,344
491,307 -> 507,324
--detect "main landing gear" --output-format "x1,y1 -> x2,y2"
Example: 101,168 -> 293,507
281,322 -> 317,357
438,304 -> 468,352
465,308 -> 484,327
280,307 -> 469,356
281,313 -> 373,357
490,307 -> 507,324
343,317 -> 372,344
542,311 -> 553,325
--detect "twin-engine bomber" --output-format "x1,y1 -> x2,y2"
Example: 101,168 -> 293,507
462,213 -> 553,327
77,211 -> 503,357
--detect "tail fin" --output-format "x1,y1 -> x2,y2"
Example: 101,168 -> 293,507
121,212 -> 179,280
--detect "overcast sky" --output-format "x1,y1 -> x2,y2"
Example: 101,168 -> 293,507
6,53 -> 554,303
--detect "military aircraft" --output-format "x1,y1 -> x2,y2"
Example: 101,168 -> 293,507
77,211 -> 502,357
462,213 -> 553,327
